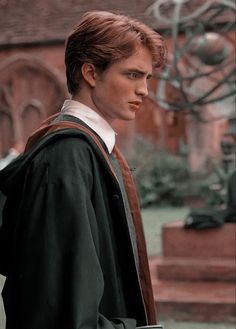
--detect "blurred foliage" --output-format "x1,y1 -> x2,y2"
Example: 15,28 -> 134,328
126,135 -> 233,208
126,135 -> 191,207
189,161 -> 233,208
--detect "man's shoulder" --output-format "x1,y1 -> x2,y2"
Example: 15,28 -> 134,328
35,131 -> 95,163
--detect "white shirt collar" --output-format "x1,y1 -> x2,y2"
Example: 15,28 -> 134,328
61,99 -> 116,153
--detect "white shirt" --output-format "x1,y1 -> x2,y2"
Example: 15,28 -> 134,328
61,99 -> 116,153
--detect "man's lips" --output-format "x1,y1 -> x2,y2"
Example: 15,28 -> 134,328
128,101 -> 142,110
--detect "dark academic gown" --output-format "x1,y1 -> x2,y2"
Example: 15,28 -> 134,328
0,114 -> 156,329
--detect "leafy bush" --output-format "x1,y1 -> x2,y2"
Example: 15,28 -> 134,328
126,135 -> 191,207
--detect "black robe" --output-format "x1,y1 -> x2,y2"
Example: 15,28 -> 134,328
0,117 -> 155,329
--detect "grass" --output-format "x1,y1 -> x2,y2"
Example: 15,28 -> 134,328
141,206 -> 190,256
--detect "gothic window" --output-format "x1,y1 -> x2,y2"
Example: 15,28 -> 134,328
0,54 -> 67,157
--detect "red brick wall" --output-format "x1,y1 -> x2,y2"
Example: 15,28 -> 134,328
0,44 -> 66,79
0,42 -> 187,156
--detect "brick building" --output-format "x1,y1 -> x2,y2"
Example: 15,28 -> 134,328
0,1 -> 234,173
0,0 -> 187,159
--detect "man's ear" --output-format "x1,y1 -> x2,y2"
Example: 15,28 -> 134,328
81,63 -> 97,87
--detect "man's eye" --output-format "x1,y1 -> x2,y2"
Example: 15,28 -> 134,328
128,72 -> 139,79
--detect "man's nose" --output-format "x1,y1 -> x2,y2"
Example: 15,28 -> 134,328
136,79 -> 149,97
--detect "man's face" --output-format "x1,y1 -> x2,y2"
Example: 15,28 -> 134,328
91,46 -> 153,124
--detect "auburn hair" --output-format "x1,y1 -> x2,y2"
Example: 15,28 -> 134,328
65,11 -> 167,95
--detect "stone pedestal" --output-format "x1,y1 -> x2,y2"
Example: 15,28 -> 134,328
149,220 -> 236,323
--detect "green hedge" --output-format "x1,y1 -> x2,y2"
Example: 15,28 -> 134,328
126,136 -> 191,207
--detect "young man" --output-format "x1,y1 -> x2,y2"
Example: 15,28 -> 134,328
0,11 -> 167,329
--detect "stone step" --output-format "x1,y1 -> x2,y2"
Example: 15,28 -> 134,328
149,256 -> 236,282
162,221 -> 236,259
153,279 -> 236,323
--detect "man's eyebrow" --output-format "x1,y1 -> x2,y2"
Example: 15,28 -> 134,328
127,69 -> 153,79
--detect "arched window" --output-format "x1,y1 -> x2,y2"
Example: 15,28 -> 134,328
0,54 -> 67,157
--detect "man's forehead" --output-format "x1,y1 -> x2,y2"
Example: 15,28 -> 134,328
116,48 -> 153,69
